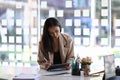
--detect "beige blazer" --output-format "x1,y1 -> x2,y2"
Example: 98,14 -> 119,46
37,33 -> 74,68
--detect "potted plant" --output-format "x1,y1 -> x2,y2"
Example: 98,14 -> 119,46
77,57 -> 92,76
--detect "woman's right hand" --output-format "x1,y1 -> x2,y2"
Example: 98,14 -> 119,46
44,61 -> 52,69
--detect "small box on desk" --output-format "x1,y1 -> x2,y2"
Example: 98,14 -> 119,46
13,73 -> 40,80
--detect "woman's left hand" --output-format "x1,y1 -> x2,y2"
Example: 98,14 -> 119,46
64,64 -> 71,70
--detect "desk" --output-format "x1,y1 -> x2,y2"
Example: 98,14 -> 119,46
0,66 -> 103,80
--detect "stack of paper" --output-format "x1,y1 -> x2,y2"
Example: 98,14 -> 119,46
42,70 -> 70,76
13,73 -> 40,80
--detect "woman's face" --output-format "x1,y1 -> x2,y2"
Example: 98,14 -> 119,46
48,26 -> 61,39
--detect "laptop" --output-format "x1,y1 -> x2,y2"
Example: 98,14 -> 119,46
46,63 -> 70,71
104,54 -> 120,80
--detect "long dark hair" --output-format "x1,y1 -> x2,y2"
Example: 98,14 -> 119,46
41,17 -> 62,53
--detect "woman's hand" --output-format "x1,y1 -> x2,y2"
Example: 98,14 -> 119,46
64,64 -> 71,70
44,61 -> 52,69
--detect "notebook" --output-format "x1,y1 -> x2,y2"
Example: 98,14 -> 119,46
104,54 -> 120,80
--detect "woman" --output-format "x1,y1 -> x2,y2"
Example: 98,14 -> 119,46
37,17 -> 74,70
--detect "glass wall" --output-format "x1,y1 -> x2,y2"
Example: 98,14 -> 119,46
0,0 -> 120,67
0,0 -> 39,66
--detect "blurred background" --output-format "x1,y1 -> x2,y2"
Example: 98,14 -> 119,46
0,0 -> 120,69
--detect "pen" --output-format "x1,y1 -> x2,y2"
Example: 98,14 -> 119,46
44,57 -> 48,62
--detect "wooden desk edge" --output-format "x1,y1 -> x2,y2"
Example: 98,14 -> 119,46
89,70 -> 105,76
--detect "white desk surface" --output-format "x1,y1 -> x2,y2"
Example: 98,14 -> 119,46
0,66 -> 103,80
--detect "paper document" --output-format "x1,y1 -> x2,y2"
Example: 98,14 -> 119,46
41,70 -> 71,76
13,73 -> 41,80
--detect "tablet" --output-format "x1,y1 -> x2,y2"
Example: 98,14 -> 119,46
47,63 -> 70,71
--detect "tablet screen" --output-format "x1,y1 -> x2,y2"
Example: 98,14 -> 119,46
47,63 -> 70,71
